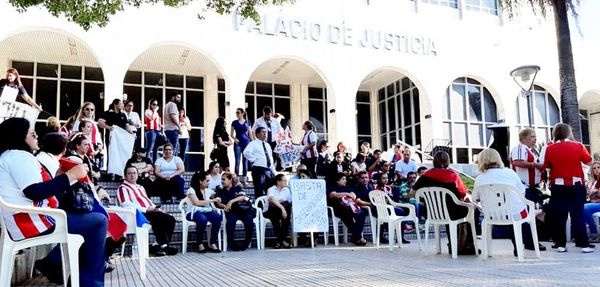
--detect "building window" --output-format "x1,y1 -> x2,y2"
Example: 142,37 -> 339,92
11,60 -> 105,131
464,0 -> 499,15
378,77 -> 421,151
514,85 -> 560,144
443,77 -> 497,163
308,87 -> 328,141
245,82 -> 291,129
356,91 -> 372,148
580,109 -> 590,151
123,71 -> 205,171
218,78 -> 226,118
421,0 -> 459,9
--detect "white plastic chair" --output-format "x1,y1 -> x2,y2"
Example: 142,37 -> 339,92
221,205 -> 261,251
105,207 -> 149,280
472,184 -> 541,262
254,196 -> 298,249
415,187 -> 477,259
178,198 -> 222,253
369,190 -> 422,251
0,197 -> 84,287
327,206 -> 348,246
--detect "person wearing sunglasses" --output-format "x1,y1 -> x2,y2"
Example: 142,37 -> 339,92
144,98 -> 162,163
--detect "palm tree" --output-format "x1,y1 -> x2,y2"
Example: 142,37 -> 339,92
500,0 -> 582,141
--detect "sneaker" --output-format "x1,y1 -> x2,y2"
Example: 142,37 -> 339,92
576,243 -> 595,248
150,244 -> 166,257
581,247 -> 595,253
105,259 -> 115,273
163,246 -> 178,256
557,247 -> 567,253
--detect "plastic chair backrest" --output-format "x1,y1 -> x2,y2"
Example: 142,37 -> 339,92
255,196 -> 268,210
178,197 -> 191,218
472,184 -> 523,224
415,187 -> 459,222
369,190 -> 391,221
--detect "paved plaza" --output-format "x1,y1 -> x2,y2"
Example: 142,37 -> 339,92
19,238 -> 600,287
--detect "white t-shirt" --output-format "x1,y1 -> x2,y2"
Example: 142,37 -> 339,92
179,117 -> 191,139
351,161 -> 367,173
395,159 -> 418,178
36,152 -> 60,176
154,156 -> 183,177
473,168 -> 527,220
208,174 -> 222,190
264,186 -> 292,212
125,111 -> 142,129
185,187 -> 214,214
163,101 -> 179,131
510,143 -> 541,185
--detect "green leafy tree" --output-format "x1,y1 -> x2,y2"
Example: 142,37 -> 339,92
8,0 -> 294,30
500,0 -> 582,141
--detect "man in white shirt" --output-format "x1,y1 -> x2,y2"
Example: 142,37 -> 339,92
163,93 -> 182,153
395,148 -> 418,183
252,106 -> 283,150
243,127 -> 275,197
124,99 -> 142,148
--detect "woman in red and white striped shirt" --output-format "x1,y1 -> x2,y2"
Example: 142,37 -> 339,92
144,98 -> 162,163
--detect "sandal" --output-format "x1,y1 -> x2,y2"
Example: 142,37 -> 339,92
353,238 -> 367,246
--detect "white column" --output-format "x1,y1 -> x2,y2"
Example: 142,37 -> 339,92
204,75 -> 219,168
290,83 -> 307,142
369,87 -> 380,149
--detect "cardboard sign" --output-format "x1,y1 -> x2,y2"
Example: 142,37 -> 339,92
0,100 -> 39,127
290,179 -> 328,233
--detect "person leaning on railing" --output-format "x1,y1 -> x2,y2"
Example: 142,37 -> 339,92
0,118 -> 106,287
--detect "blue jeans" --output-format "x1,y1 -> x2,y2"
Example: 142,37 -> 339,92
233,143 -> 248,177
225,211 -> 255,248
179,138 -> 189,168
145,130 -> 160,163
45,212 -> 108,287
186,210 -> 222,245
584,203 -> 600,234
165,129 -> 180,154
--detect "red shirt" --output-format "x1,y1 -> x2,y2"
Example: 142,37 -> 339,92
543,140 -> 592,186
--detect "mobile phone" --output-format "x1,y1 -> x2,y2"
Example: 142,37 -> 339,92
154,204 -> 162,209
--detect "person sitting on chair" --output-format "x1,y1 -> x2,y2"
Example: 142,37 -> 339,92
263,174 -> 293,249
118,166 -> 178,256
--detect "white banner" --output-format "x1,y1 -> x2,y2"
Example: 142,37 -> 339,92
107,126 -> 135,177
290,179 -> 328,233
0,100 -> 39,128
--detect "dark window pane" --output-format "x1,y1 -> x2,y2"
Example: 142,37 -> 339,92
401,77 -> 410,90
12,61 -> 34,76
36,79 -> 58,117
356,103 -> 371,135
188,129 -> 205,153
246,82 -> 254,93
405,127 -> 414,146
256,97 -> 272,118
381,135 -> 388,151
483,88 -> 497,122
357,136 -> 371,149
389,132 -> 397,149
386,83 -> 394,97
466,78 -> 480,85
309,100 -> 325,133
308,87 -> 323,99
166,74 -> 184,88
456,148 -> 469,164
274,97 -> 290,127
378,88 -> 385,102
59,81 -> 82,120
356,91 -> 370,103
379,101 -> 387,133
245,95 -> 255,123
145,72 -> 162,86
387,97 -> 396,131
218,78 -> 225,91
123,86 -> 142,116
124,71 -> 141,84
413,90 -> 420,123
256,82 -> 272,95
187,153 -> 205,172
467,85 -> 482,121
549,96 -> 560,125
37,63 -> 58,78
396,92 -> 403,126
403,91 -> 412,125
85,67 -> 104,81
186,91 -> 204,127
274,84 -> 290,97
21,78 -> 33,96
395,80 -> 401,94
582,119 -> 590,145
61,65 -> 81,80
186,76 -> 203,89
84,83 -> 105,114
218,93 -> 225,118
415,124 -> 421,147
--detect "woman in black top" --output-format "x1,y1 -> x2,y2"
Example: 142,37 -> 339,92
327,173 -> 368,246
0,68 -> 42,110
213,172 -> 255,251
212,117 -> 234,170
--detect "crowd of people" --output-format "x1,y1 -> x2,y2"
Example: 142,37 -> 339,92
1,66 -> 600,286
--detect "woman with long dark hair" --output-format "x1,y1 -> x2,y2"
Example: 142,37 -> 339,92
0,118 -> 106,286
144,98 -> 162,163
230,108 -> 252,186
212,117 -> 233,170
300,120 -> 318,177
186,171 -> 223,252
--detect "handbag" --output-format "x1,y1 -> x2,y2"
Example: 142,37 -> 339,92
233,200 -> 256,218
196,205 -> 213,213
209,146 -> 219,161
61,181 -> 95,214
156,131 -> 169,146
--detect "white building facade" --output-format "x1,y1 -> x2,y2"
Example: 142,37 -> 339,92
1,0 -> 598,170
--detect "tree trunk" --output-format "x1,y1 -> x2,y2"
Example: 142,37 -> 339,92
552,0 -> 581,141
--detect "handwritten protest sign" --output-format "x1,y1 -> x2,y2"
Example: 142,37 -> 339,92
0,99 -> 39,127
290,179 -> 328,233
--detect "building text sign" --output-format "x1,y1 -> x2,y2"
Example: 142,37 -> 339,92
233,14 -> 437,56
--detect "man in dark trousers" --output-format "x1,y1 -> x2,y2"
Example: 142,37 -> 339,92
243,127 -> 275,197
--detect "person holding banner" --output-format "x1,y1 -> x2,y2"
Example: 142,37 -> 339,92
244,126 -> 276,198
300,120 -> 318,177
327,172 -> 368,246
0,68 -> 42,110
264,174 -> 293,249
